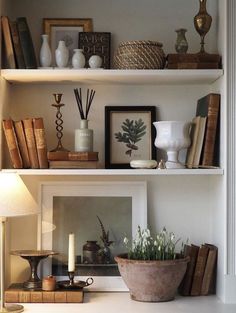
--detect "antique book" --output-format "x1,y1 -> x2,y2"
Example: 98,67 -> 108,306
196,93 -> 220,167
186,116 -> 201,169
47,151 -> 69,161
22,118 -> 39,168
167,53 -> 221,64
9,20 -> 26,69
1,16 -> 16,69
16,17 -> 37,69
191,244 -> 210,296
49,160 -> 99,169
13,120 -> 30,168
2,119 -> 23,169
68,151 -> 99,161
179,244 -> 199,296
33,117 -> 48,169
79,32 -> 111,68
192,117 -> 207,168
201,244 -> 218,295
167,62 -> 219,69
5,284 -> 83,303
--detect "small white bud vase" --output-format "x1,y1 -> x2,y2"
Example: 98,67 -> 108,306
89,55 -> 103,68
72,49 -> 86,68
75,119 -> 93,152
55,40 -> 69,68
39,34 -> 52,67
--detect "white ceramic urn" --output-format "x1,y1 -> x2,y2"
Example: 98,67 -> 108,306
153,121 -> 191,169
55,41 -> 69,68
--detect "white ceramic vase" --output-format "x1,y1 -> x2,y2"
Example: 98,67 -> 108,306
89,55 -> 103,68
153,121 -> 191,169
39,34 -> 52,67
75,119 -> 93,152
55,41 -> 69,68
72,49 -> 86,68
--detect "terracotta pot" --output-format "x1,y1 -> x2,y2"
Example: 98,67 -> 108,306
115,254 -> 189,302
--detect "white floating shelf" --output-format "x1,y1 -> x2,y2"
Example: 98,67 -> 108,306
1,69 -> 223,85
1,168 -> 224,176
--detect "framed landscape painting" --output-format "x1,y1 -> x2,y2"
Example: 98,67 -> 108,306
105,106 -> 156,168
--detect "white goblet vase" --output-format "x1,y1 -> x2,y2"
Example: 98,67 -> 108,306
153,121 -> 191,169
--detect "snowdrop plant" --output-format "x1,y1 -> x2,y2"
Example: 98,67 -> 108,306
124,226 -> 181,260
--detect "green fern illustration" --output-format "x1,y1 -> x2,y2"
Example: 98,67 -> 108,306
115,118 -> 147,156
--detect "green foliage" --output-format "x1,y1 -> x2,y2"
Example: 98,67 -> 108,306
115,118 -> 147,156
123,226 -> 181,261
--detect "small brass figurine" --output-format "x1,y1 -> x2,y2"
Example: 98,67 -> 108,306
158,159 -> 166,170
194,0 -> 212,54
51,93 -> 69,152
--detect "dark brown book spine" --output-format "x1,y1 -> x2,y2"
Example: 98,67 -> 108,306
13,120 -> 30,168
16,17 -> 37,69
33,118 -> 48,169
167,62 -> 219,69
9,20 -> 26,69
201,244 -> 217,295
22,118 -> 39,168
1,16 -> 16,69
196,94 -> 220,167
180,244 -> 199,296
191,245 -> 209,296
167,53 -> 221,64
2,119 -> 23,169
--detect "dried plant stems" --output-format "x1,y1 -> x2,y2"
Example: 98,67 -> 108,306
74,88 -> 96,120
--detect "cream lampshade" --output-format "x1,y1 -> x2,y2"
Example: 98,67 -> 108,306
0,173 -> 38,313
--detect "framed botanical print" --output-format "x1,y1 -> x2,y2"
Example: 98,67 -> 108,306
105,106 -> 156,169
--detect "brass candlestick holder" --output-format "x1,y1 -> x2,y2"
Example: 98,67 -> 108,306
194,0 -> 212,54
51,93 -> 69,152
57,271 -> 93,290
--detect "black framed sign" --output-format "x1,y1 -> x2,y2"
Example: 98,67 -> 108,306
105,106 -> 157,169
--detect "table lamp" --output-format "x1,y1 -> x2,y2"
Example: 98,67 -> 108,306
0,173 -> 38,313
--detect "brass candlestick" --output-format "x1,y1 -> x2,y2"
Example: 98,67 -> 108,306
194,0 -> 212,54
51,93 -> 69,152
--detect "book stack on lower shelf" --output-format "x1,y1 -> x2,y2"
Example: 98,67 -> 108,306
186,93 -> 220,169
5,284 -> 83,303
47,151 -> 99,169
2,118 -> 48,169
179,243 -> 217,296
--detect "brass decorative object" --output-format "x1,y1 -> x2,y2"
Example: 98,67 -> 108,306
57,272 -> 93,290
51,93 -> 69,152
11,250 -> 58,290
194,0 -> 212,54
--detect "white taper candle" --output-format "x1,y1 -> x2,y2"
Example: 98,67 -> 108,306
68,232 -> 75,272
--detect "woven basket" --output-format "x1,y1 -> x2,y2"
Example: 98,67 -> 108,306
113,40 -> 166,69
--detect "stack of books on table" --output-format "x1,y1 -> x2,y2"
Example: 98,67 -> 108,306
47,151 -> 99,169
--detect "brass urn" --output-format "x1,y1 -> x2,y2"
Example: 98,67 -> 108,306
194,0 -> 212,53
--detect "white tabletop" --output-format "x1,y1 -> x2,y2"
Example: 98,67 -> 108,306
18,292 -> 236,313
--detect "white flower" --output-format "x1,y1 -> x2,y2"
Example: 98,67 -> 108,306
124,237 -> 129,245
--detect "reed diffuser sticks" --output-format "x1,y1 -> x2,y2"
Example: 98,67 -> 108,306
74,88 -> 96,120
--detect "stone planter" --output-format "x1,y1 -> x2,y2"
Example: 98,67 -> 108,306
115,254 -> 189,302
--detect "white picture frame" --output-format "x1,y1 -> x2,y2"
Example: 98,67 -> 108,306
38,181 -> 147,291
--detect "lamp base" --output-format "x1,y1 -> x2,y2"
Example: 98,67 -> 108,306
0,304 -> 24,313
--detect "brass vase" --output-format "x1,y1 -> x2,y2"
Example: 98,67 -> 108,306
194,0 -> 212,53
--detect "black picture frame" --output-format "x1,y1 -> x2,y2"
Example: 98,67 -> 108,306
105,106 -> 157,169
